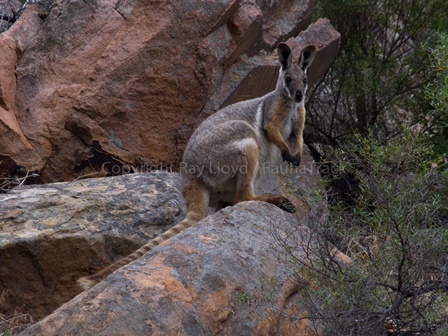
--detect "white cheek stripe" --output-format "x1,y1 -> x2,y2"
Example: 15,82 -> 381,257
254,102 -> 263,140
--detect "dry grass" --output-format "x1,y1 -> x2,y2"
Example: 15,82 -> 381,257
0,170 -> 39,193
0,291 -> 34,336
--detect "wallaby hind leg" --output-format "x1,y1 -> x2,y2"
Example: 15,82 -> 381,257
235,142 -> 296,213
78,179 -> 209,290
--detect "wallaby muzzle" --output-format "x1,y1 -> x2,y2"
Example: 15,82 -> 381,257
295,90 -> 303,102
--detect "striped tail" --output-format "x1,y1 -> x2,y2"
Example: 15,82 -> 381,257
78,179 -> 209,290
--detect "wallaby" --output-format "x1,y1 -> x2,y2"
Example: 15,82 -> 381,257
78,43 -> 316,290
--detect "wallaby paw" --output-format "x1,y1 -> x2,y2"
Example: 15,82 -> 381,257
281,151 -> 301,167
281,151 -> 294,163
291,154 -> 301,167
277,197 -> 296,213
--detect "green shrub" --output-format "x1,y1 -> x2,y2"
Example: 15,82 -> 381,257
290,130 -> 448,335
307,0 -> 448,158
425,32 -> 448,160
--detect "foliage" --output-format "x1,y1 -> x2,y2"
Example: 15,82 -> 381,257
307,0 -> 448,158
425,32 -> 448,160
288,130 -> 448,335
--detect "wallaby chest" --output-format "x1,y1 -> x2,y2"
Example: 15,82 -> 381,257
279,103 -> 297,138
261,100 -> 297,141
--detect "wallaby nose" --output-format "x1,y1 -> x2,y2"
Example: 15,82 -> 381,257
295,90 -> 303,102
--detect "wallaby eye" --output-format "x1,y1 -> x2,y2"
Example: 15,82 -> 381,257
303,78 -> 308,85
285,77 -> 292,85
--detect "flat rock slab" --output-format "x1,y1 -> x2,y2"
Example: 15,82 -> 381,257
0,172 -> 184,320
19,202 -> 318,336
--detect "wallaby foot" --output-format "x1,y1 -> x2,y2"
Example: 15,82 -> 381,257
254,194 -> 296,213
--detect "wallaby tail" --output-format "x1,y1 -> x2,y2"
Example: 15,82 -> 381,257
77,243 -> 151,290
78,178 -> 209,290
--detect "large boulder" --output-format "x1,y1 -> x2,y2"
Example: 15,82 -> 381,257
0,0 -> 340,183
19,201 -> 319,336
0,172 -> 184,321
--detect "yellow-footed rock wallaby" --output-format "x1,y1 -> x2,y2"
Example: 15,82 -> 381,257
78,43 -> 316,290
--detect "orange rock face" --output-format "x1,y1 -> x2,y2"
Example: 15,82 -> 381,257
0,0 -> 339,183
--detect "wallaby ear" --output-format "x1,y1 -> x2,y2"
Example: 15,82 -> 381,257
298,45 -> 317,71
277,43 -> 292,70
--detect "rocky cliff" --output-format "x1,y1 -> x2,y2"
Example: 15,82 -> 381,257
0,0 -> 339,184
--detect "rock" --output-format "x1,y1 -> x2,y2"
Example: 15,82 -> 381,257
0,34 -> 16,111
0,0 -> 23,32
0,141 -> 320,322
0,32 -> 41,172
200,17 -> 341,117
0,0 -> 340,183
18,201 -> 319,336
0,171 -> 184,321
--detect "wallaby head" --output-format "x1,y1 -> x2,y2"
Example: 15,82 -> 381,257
277,43 -> 317,104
